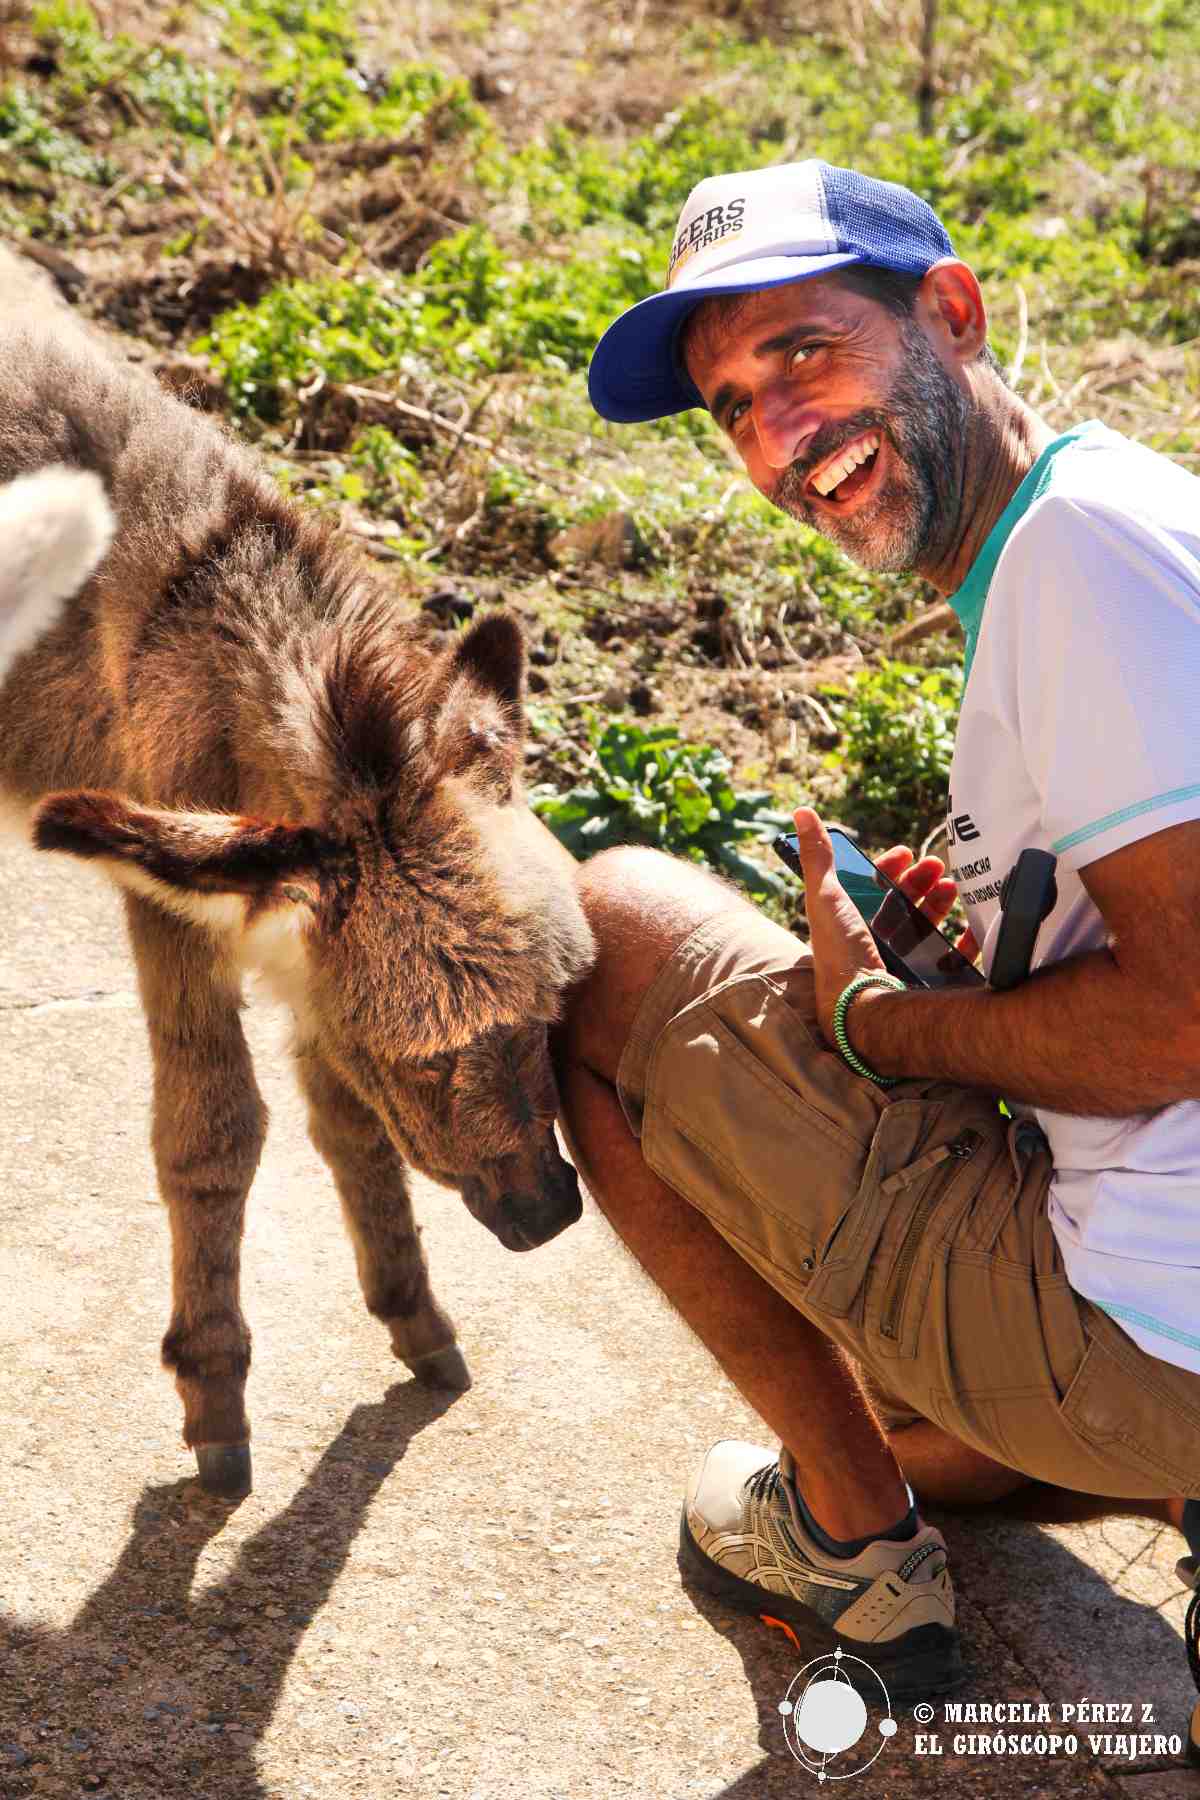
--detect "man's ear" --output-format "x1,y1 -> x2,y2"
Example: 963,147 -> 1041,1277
33,790 -> 333,927
450,610 -> 525,711
919,258 -> 989,366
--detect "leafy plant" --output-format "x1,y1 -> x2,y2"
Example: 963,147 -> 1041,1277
0,84 -> 115,182
32,2 -> 235,139
822,661 -> 963,843
530,720 -> 792,898
193,275 -> 432,418
341,425 -> 425,513
195,230 -> 656,420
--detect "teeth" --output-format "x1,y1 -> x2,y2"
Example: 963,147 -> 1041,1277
812,433 -> 880,498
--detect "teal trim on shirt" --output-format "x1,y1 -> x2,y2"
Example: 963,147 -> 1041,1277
1052,782 -> 1200,855
949,420 -> 1107,683
1093,1298 -> 1200,1356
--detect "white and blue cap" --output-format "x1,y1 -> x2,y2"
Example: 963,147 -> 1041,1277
588,159 -> 955,423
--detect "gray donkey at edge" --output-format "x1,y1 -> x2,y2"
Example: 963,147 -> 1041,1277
0,247 -> 595,1496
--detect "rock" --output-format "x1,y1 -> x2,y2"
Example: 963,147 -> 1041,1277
421,588 -> 476,625
629,681 -> 659,716
471,68 -> 515,101
600,683 -> 627,711
547,511 -> 645,570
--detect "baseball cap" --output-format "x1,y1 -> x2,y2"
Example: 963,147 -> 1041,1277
587,159 -> 954,424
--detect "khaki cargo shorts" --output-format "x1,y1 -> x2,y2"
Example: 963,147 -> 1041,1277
616,908 -> 1200,1500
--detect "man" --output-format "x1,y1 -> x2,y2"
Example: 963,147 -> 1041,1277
560,159 -> 1200,1700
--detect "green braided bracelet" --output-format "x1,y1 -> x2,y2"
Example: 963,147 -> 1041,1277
831,971 -> 907,1087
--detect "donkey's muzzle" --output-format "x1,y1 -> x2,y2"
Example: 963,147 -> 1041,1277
497,1145 -> 582,1251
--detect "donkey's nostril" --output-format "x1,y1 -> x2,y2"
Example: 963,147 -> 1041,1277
498,1177 -> 581,1250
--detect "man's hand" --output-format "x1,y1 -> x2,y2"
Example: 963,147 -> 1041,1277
791,808 -> 977,1044
794,813 -> 1200,1115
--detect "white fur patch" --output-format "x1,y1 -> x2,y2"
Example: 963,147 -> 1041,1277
96,858 -> 315,1017
0,467 -> 114,684
236,901 -> 313,1015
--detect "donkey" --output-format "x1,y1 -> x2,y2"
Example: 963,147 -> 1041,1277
0,248 -> 595,1497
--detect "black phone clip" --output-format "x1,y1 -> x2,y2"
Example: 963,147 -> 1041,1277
989,849 -> 1058,990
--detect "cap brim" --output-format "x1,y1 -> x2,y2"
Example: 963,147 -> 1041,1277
587,251 -> 863,424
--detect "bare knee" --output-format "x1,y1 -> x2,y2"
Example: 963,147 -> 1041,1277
564,847 -> 751,1079
575,845 -> 747,950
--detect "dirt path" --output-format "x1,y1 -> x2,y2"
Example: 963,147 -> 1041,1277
0,836 -> 1196,1799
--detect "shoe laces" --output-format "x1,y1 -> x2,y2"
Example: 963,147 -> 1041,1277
745,1461 -> 783,1506
744,1460 -> 942,1581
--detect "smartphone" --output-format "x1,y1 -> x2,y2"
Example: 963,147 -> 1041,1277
772,827 -> 986,991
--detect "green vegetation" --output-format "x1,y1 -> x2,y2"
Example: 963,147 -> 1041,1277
196,229 -> 654,415
31,2 -> 235,138
531,720 -> 792,898
821,662 -> 963,844
219,0 -> 486,148
0,82 -> 115,181
5,0 -> 1199,888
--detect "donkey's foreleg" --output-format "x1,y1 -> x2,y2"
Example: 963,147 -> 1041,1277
296,1046 -> 470,1391
125,895 -> 265,1496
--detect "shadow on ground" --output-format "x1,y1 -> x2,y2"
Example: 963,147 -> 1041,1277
0,1381 -> 463,1799
673,1505 -> 1197,1796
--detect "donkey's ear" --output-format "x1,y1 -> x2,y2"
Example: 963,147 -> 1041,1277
450,610 -> 525,710
33,790 -> 332,927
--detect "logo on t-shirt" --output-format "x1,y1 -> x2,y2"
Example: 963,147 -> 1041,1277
946,795 -> 1001,906
946,796 -> 980,846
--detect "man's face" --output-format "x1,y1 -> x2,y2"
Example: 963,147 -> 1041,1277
682,275 -> 971,574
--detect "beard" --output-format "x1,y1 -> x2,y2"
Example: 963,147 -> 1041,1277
772,320 -> 971,573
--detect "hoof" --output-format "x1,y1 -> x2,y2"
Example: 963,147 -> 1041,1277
406,1345 -> 472,1391
194,1442 -> 252,1498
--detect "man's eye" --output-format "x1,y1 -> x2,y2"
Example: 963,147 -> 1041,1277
788,344 -> 818,369
727,398 -> 750,430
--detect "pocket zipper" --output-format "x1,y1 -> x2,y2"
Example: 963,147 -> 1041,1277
879,1130 -> 981,1342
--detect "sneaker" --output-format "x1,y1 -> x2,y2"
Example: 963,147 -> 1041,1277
679,1440 -> 963,1700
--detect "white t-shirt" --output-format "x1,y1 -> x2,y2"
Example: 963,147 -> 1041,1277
947,419 -> 1200,1375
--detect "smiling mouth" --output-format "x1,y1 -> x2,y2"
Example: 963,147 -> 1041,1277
806,431 -> 882,507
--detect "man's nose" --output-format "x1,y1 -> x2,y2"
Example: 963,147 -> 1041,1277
752,380 -> 823,471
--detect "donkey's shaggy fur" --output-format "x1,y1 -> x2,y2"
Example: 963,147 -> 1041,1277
0,247 -> 594,1494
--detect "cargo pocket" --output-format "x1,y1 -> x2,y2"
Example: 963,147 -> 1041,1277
863,1128 -> 988,1361
803,1097 -> 956,1326
639,977 -> 875,1290
1058,1311 -> 1200,1495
